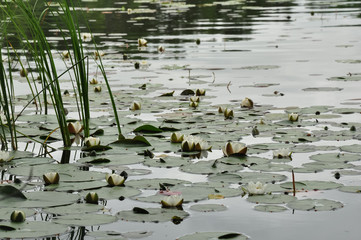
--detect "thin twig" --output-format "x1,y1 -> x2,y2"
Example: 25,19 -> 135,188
227,81 -> 232,93
292,169 -> 296,197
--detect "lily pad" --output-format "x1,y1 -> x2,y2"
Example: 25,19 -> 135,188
189,204 -> 227,212
280,181 -> 342,191
0,208 -> 36,220
0,221 -> 68,239
116,207 -> 189,223
53,213 -> 117,226
340,144 -> 361,154
178,232 -> 248,240
339,186 -> 361,193
44,203 -> 104,215
287,199 -> 343,211
254,205 -> 288,213
247,194 -> 296,204
82,186 -> 141,200
310,152 -> 361,162
126,178 -> 191,190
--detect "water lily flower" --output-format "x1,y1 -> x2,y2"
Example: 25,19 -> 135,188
62,50 -> 70,59
158,45 -> 165,53
138,38 -> 147,47
196,89 -> 206,96
224,108 -> 234,119
94,50 -> 105,58
84,137 -> 101,147
10,210 -> 26,222
85,192 -> 99,204
171,132 -> 184,143
106,173 -> 125,186
190,96 -> 200,102
81,33 -> 92,42
194,140 -> 212,151
218,106 -> 225,113
288,113 -> 299,121
181,139 -> 195,152
246,181 -> 267,195
189,101 -> 198,108
89,78 -> 98,85
68,121 -> 83,135
127,8 -> 133,14
161,194 -> 183,207
94,86 -> 102,92
241,97 -> 253,108
43,172 -> 60,185
273,148 -> 292,159
0,151 -> 11,163
130,101 -> 141,110
222,142 -> 247,157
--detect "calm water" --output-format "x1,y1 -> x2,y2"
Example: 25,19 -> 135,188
7,0 -> 361,239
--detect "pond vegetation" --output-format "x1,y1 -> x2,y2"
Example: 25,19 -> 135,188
1,0 -> 361,239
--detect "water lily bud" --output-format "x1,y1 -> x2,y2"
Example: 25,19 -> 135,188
218,106 -> 225,113
62,50 -> 70,59
94,51 -> 105,58
0,150 -> 11,162
224,108 -> 234,119
273,148 -> 292,159
94,86 -> 102,92
190,96 -> 200,102
195,89 -> 205,96
43,172 -> 60,185
84,137 -> 101,147
181,140 -> 195,152
161,194 -> 183,208
134,62 -> 140,69
130,101 -> 141,110
171,132 -> 184,143
222,142 -> 247,157
20,68 -> 28,77
288,113 -> 299,122
194,141 -> 212,151
189,101 -> 198,108
106,173 -> 125,186
241,97 -> 253,108
89,78 -> 98,85
196,38 -> 201,45
158,45 -> 165,53
246,181 -> 267,195
68,121 -> 83,134
10,210 -> 26,222
85,192 -> 99,204
138,38 -> 147,47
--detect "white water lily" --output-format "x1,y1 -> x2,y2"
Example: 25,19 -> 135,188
43,172 -> 60,185
10,210 -> 26,222
218,106 -> 225,113
246,181 -> 267,195
89,78 -> 98,85
190,96 -> 200,102
182,135 -> 211,152
273,148 -> 292,158
138,38 -> 147,47
94,50 -> 105,58
84,137 -> 101,147
196,89 -> 206,96
0,151 -> 11,163
288,113 -> 299,121
106,173 -> 125,186
130,101 -> 141,111
158,45 -> 165,53
224,108 -> 234,119
189,101 -> 198,108
171,132 -> 184,143
194,140 -> 212,151
161,194 -> 183,207
62,50 -> 70,59
94,86 -> 102,92
85,192 -> 99,204
241,97 -> 253,108
181,139 -> 195,152
81,33 -> 92,42
68,121 -> 83,135
222,142 -> 247,157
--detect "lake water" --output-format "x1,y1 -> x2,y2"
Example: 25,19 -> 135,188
3,0 -> 361,239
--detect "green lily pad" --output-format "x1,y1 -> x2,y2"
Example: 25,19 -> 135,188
338,186 -> 361,193
340,144 -> 361,153
86,231 -> 127,240
44,180 -> 107,192
82,186 -> 141,200
287,199 -> 343,211
53,213 -> 117,226
126,178 -> 191,190
254,205 -> 288,213
310,152 -> 361,162
247,194 -> 296,204
189,204 -> 227,212
249,163 -> 292,172
77,154 -> 145,165
0,185 -> 27,199
180,160 -> 244,174
144,156 -> 191,168
280,181 -> 342,191
111,136 -> 151,146
0,221 -> 68,239
178,232 -> 248,240
44,203 -> 104,215
0,208 -> 36,220
116,207 -> 189,223
133,124 -> 162,133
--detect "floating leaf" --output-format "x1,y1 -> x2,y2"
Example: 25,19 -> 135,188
133,207 -> 149,214
0,221 -> 68,238
116,208 -> 189,223
189,204 -> 227,212
112,136 -> 151,146
53,213 -> 117,226
133,124 -> 162,133
254,205 -> 288,213
178,232 -> 248,240
287,199 -> 343,211
247,194 -> 296,204
0,185 -> 27,199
